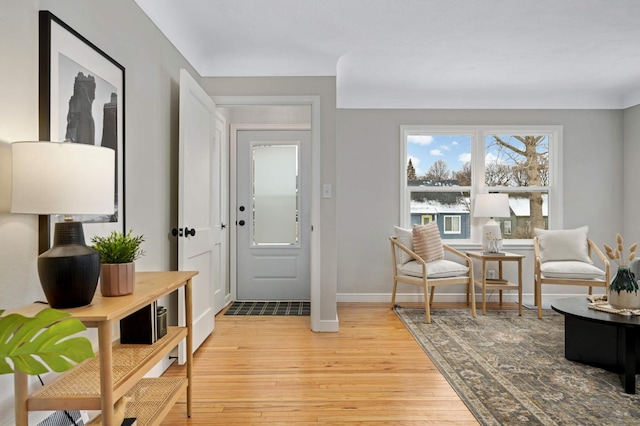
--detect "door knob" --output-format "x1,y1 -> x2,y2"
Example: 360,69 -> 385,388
221,223 -> 227,229
185,227 -> 196,237
171,228 -> 183,237
239,206 -> 245,212
238,220 -> 246,226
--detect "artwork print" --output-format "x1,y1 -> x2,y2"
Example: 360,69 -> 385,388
56,54 -> 118,224
39,11 -> 125,247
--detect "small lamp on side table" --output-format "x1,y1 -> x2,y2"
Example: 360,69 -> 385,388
473,193 -> 510,253
11,141 -> 115,308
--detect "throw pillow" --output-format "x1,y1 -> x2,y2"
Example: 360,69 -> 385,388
534,226 -> 592,263
393,226 -> 413,265
412,223 -> 445,263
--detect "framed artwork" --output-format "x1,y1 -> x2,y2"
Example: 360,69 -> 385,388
38,11 -> 125,251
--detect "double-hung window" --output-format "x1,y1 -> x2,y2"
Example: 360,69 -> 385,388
401,125 -> 562,245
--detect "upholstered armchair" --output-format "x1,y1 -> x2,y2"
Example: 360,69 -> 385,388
534,227 -> 610,319
390,224 -> 476,323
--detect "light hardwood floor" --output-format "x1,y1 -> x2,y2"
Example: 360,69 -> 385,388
162,302 -> 482,425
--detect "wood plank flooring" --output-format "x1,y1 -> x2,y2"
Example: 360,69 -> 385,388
162,303 -> 482,425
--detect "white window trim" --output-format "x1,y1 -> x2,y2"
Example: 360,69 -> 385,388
400,125 -> 563,247
443,215 -> 462,234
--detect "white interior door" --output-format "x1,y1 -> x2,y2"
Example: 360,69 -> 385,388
177,69 -> 218,362
236,130 -> 311,300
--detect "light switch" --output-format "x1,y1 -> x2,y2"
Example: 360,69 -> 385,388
323,184 -> 332,198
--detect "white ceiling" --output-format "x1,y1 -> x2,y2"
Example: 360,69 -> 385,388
134,0 -> 640,109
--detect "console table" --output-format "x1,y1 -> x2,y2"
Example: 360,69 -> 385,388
12,270 -> 198,425
552,297 -> 640,394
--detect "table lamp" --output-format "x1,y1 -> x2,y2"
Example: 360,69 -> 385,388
11,141 -> 115,308
473,193 -> 510,253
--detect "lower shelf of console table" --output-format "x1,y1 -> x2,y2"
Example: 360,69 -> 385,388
29,327 -> 186,411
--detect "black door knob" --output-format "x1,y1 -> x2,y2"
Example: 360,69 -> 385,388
171,228 -> 183,237
239,206 -> 245,212
238,220 -> 245,226
185,227 -> 196,237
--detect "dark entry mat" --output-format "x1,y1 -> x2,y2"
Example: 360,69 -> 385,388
224,301 -> 310,316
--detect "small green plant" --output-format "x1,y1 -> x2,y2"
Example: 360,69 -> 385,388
91,230 -> 145,264
0,308 -> 94,375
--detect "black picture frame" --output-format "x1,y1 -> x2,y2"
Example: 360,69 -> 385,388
38,10 -> 125,253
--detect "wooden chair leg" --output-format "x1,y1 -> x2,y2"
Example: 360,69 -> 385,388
470,278 -> 477,318
536,278 -> 543,319
390,278 -> 398,310
423,285 -> 431,324
429,286 -> 435,305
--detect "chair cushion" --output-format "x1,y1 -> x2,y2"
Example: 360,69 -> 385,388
394,226 -> 413,265
412,223 -> 444,262
398,259 -> 469,278
535,226 -> 592,263
540,261 -> 605,280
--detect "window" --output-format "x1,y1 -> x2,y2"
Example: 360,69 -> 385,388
444,215 -> 461,234
401,125 -> 562,244
420,215 -> 433,225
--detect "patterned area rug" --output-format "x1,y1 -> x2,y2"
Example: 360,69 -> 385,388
395,307 -> 640,426
224,301 -> 310,316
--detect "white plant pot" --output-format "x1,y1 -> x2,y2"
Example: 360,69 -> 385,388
608,289 -> 640,310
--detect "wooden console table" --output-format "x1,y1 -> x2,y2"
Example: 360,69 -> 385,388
12,270 -> 198,425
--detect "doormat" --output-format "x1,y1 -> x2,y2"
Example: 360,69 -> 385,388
224,301 -> 310,316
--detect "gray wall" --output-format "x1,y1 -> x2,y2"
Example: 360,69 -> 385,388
624,104 -> 640,246
336,109 -> 624,301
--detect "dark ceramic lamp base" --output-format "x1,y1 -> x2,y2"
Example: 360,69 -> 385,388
37,221 -> 100,308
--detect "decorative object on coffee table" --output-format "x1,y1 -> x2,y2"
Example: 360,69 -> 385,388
91,230 -> 144,296
604,234 -> 640,309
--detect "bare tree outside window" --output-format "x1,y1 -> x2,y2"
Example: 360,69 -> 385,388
486,135 -> 549,237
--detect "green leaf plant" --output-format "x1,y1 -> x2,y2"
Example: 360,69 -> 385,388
91,230 -> 145,264
0,308 -> 94,375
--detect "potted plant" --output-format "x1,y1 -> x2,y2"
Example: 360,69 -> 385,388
91,230 -> 145,296
603,234 -> 640,309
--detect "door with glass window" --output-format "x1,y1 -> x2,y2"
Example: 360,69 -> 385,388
236,130 -> 311,300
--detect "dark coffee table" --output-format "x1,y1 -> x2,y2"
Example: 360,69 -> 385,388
552,297 -> 640,394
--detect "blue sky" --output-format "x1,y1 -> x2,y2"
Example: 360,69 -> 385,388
407,134 -> 472,177
407,134 -> 545,178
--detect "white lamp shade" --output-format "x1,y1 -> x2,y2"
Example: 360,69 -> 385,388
11,141 -> 115,215
473,193 -> 510,218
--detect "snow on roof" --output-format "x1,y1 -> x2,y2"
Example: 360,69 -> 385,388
508,195 -> 548,217
410,200 -> 470,214
411,195 -> 549,217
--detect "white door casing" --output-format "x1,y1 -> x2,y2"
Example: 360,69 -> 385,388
236,130 -> 311,300
177,69 -> 218,362
219,95 -> 330,332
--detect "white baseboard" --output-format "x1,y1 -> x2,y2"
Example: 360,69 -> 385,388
337,292 -> 604,305
312,315 -> 340,332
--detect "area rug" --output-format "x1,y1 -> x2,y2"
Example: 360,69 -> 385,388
224,301 -> 310,316
395,307 -> 640,426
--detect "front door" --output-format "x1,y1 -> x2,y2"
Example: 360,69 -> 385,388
236,130 -> 311,300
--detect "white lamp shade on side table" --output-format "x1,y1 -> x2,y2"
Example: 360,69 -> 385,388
473,193 -> 510,252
